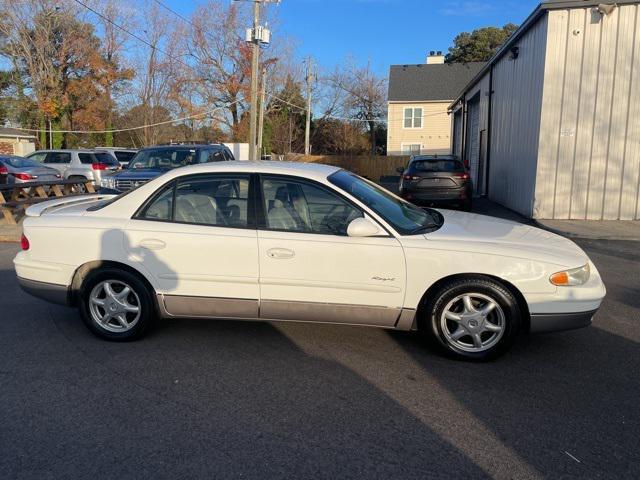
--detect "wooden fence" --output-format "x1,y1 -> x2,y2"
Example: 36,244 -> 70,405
284,154 -> 411,181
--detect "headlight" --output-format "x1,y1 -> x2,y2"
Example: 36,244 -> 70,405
100,176 -> 116,189
550,263 -> 590,286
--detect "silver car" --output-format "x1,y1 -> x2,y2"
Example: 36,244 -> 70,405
26,150 -> 121,187
0,155 -> 62,184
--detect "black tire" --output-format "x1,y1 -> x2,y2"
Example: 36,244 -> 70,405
420,277 -> 522,361
69,176 -> 88,194
78,268 -> 155,341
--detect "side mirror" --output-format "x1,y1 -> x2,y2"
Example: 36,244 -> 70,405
347,217 -> 383,237
396,167 -> 405,174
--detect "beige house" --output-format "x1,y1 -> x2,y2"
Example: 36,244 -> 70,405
0,127 -> 36,156
386,54 -> 484,156
450,0 -> 640,220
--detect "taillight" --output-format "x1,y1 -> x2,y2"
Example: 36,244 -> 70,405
0,165 -> 7,174
14,173 -> 33,181
21,234 -> 30,251
454,173 -> 470,180
92,163 -> 108,170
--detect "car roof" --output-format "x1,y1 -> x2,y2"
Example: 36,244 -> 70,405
30,149 -> 98,153
160,161 -> 341,182
138,144 -> 227,151
410,155 -> 458,162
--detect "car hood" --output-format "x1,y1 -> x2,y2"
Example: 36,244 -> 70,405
421,209 -> 588,268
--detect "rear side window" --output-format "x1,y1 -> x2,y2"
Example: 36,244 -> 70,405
411,160 -> 463,172
139,183 -> 174,221
137,175 -> 250,228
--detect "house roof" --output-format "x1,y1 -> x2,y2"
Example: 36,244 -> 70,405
388,62 -> 486,102
0,127 -> 36,139
450,0 -> 640,109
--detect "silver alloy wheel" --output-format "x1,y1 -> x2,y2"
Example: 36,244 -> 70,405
88,280 -> 141,333
440,292 -> 505,353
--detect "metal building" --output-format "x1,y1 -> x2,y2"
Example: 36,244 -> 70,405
450,0 -> 640,220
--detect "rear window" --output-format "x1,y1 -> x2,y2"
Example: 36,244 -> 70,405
410,159 -> 463,173
79,153 -> 119,165
0,156 -> 42,168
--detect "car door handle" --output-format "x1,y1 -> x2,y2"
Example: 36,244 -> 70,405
267,248 -> 295,259
139,239 -> 166,251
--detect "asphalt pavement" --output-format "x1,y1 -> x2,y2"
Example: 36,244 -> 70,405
0,239 -> 638,479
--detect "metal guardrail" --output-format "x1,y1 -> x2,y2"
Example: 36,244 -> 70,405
0,178 -> 96,225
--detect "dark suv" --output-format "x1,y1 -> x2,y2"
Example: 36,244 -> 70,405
397,155 -> 472,211
100,144 -> 234,193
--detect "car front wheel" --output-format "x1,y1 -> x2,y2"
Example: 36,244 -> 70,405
422,277 -> 523,361
79,268 -> 155,341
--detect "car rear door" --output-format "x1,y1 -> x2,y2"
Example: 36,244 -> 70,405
125,173 -> 260,319
256,174 -> 406,327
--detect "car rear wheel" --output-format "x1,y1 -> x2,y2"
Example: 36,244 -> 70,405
421,277 -> 522,361
79,268 -> 154,341
69,176 -> 87,194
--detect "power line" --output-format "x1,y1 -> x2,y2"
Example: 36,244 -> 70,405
8,101 -> 241,134
72,0 -> 194,71
152,0 -> 193,27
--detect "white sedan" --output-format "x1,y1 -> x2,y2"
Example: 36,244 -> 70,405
14,162 -> 606,360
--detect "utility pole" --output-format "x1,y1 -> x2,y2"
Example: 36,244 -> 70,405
248,0 -> 261,162
304,57 -> 313,156
257,68 -> 267,159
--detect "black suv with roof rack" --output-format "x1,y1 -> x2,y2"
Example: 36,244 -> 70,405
99,144 -> 234,193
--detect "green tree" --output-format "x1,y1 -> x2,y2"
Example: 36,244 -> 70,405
446,24 -> 518,63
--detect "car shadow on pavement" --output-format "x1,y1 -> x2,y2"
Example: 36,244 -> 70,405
387,318 -> 640,478
2,292 -> 492,479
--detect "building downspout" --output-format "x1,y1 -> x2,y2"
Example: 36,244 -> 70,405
460,93 -> 467,166
484,64 -> 494,197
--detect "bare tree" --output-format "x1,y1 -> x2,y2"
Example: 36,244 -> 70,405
326,61 -> 387,156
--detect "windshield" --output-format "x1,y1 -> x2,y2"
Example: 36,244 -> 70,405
129,148 -> 197,170
411,159 -> 463,172
329,170 -> 443,235
1,156 -> 43,169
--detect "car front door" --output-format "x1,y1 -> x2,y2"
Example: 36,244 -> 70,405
43,152 -> 71,174
125,173 -> 260,319
257,175 -> 406,327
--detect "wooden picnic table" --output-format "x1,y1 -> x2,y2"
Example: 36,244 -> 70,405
0,178 -> 96,225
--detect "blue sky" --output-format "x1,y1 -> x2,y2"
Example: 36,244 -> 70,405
166,0 -> 540,75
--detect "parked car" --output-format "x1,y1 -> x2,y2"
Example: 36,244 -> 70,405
26,149 -> 120,190
398,155 -> 473,211
0,155 -> 61,185
15,161 -> 606,361
99,144 -> 234,193
94,147 -> 138,167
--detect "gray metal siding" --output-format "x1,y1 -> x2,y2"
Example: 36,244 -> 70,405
535,4 -> 640,219
489,16 -> 548,216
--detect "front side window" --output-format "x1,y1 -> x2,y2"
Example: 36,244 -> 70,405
261,177 -> 362,235
197,149 -> 225,164
138,175 -> 250,228
27,152 -> 47,163
403,107 -> 423,129
45,152 -> 71,164
329,170 -> 443,235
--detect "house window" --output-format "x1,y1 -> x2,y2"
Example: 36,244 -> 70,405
403,107 -> 423,129
402,144 -> 422,155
